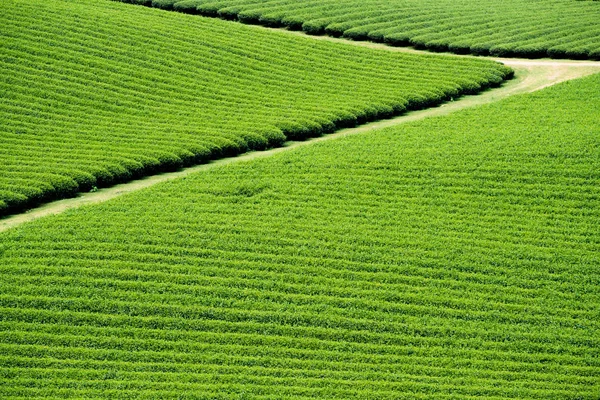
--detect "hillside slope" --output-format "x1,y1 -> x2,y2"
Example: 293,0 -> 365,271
0,0 -> 511,217
1,73 -> 598,398
120,0 -> 600,60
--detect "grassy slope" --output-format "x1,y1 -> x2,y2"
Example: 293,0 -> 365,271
0,0 -> 510,217
1,73 -> 598,398
117,0 -> 600,59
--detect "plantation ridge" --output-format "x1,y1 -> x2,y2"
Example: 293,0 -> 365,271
0,0 -> 511,216
0,0 -> 599,398
117,0 -> 600,59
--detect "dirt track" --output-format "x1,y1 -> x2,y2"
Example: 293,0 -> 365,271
1,38 -> 599,233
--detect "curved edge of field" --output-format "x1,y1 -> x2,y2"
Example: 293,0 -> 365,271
0,75 -> 508,220
114,1 -> 600,61
2,61 -> 598,233
1,0 -> 517,220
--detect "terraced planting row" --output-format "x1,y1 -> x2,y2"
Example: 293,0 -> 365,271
0,0 -> 511,217
1,72 -> 598,398
118,0 -> 600,60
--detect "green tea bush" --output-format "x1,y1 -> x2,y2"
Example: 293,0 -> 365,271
172,0 -> 202,13
122,0 -> 600,60
0,0 -> 511,216
1,74 -> 599,398
151,0 -> 177,10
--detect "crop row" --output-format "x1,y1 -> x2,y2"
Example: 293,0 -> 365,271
1,263 -> 594,320
1,319 -> 595,364
1,72 -> 598,397
1,335 -> 593,382
0,0 -> 511,216
118,0 -> 600,60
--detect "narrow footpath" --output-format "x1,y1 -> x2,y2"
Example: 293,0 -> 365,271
1,41 -> 599,232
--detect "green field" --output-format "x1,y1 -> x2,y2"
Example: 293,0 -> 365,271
116,0 -> 600,59
2,0 -> 599,398
0,0 -> 511,216
1,70 -> 598,398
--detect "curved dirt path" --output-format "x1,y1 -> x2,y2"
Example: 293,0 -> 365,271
1,51 -> 599,232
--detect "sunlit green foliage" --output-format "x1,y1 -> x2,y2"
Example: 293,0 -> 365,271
121,0 -> 600,59
0,0 -> 511,216
1,73 -> 598,398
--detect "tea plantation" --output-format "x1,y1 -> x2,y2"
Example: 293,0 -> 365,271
1,72 -> 598,398
118,0 -> 600,59
0,0 -> 511,216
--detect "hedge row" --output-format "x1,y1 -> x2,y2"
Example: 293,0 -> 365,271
117,0 -> 600,60
1,73 -> 599,398
0,0 -> 512,216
